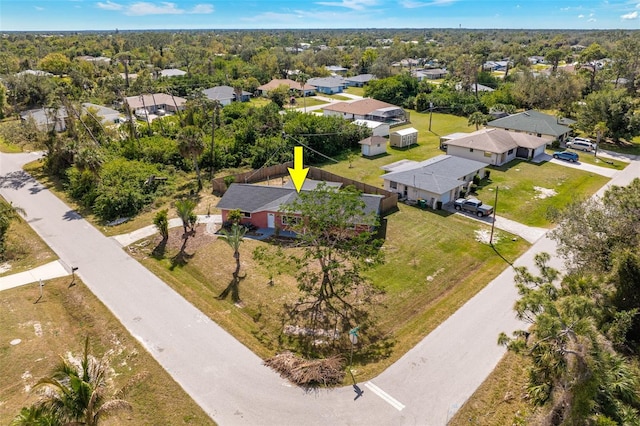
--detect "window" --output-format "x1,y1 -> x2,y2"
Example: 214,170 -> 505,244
508,149 -> 514,154
484,151 -> 492,157
390,181 -> 397,189
470,148 -> 474,153
241,211 -> 251,218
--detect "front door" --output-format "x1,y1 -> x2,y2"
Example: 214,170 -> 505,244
267,213 -> 275,228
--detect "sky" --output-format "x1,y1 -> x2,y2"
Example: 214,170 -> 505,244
1,0 -> 639,31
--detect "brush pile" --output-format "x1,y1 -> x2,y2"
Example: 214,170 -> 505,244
264,351 -> 345,386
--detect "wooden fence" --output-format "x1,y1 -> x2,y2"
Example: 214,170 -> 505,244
212,162 -> 398,216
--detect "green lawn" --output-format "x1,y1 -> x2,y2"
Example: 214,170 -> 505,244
345,87 -> 364,97
476,160 -> 610,227
285,96 -> 328,109
321,111 -> 474,186
322,93 -> 351,101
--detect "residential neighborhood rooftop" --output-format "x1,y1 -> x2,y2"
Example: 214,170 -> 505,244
445,128 -> 551,151
487,110 -> 575,137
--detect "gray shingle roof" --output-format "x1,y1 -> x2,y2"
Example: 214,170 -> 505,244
345,74 -> 375,83
202,86 -> 251,102
382,155 -> 486,195
487,110 -> 575,138
308,76 -> 345,88
445,128 -> 548,152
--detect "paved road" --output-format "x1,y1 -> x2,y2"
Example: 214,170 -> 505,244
1,151 -> 637,425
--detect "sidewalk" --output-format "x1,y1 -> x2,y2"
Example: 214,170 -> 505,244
0,260 -> 70,291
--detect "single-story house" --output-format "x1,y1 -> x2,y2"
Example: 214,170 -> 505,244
202,86 -> 252,106
159,68 -> 187,78
413,68 -> 448,80
382,155 -> 487,208
77,55 -> 112,65
359,136 -> 387,157
216,181 -> 382,231
482,61 -> 509,72
322,98 -> 406,124
20,107 -> 68,132
16,69 -> 53,77
486,110 -> 575,142
353,119 -> 390,137
390,127 -> 418,148
82,103 -> 126,125
445,128 -> 549,166
325,65 -> 349,75
257,79 -> 316,97
344,74 -> 376,87
308,76 -> 346,94
439,132 -> 470,150
124,93 -> 187,115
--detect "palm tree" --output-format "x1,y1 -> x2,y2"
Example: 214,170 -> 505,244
0,200 -> 25,259
22,337 -> 131,426
468,111 -> 488,130
177,125 -> 204,191
593,121 -> 608,155
175,199 -> 196,236
218,223 -> 246,302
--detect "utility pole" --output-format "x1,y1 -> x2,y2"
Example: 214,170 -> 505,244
490,186 -> 498,245
428,102 -> 433,132
210,101 -> 218,181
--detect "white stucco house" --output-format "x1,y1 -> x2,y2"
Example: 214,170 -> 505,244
445,128 -> 549,166
381,155 -> 487,208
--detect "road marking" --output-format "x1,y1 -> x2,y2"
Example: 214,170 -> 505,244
365,381 -> 405,411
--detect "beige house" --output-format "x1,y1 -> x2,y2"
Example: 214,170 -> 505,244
445,128 -> 548,166
322,98 -> 406,124
124,93 -> 187,115
257,79 -> 316,96
390,127 -> 418,148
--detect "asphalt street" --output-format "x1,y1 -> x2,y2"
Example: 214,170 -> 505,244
1,150 -> 637,425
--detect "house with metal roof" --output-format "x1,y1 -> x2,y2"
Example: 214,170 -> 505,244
487,110 -> 575,142
20,107 -> 68,132
381,155 -> 487,208
159,68 -> 187,78
216,181 -> 382,231
353,119 -> 390,137
202,86 -> 252,106
445,128 -> 549,166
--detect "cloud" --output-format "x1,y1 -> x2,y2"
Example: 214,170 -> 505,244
621,10 -> 638,19
97,1 -> 123,10
315,0 -> 377,10
399,0 -> 455,8
34,5 -> 44,10
578,14 -> 584,18
587,17 -> 596,22
120,1 -> 213,15
190,4 -> 213,13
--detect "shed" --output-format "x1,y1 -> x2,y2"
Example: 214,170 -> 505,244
359,136 -> 387,157
390,127 -> 418,148
353,119 -> 390,137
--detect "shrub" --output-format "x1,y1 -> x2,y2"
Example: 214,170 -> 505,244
66,168 -> 98,208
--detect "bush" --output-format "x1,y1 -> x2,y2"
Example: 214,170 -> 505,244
93,158 -> 164,221
472,174 -> 481,185
66,168 -> 98,207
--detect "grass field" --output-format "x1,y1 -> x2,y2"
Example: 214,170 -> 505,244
449,352 -> 534,425
130,202 -> 530,381
0,276 -> 215,425
0,200 -> 57,276
345,87 -> 364,97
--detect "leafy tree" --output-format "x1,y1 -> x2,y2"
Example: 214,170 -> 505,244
177,125 -> 204,190
39,53 -> 72,75
268,85 -> 289,109
499,253 -> 640,424
279,184 -> 384,356
575,89 -> 640,142
0,200 -> 26,259
545,49 -> 564,73
579,43 -> 607,92
18,337 -> 132,426
174,199 -> 196,236
468,111 -> 489,130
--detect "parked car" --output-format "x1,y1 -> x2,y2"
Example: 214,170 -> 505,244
454,198 -> 494,217
567,137 -> 595,152
553,151 -> 579,162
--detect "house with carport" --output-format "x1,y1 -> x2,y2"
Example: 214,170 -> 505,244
487,110 -> 574,143
216,181 -> 382,231
381,155 -> 486,208
445,128 -> 549,166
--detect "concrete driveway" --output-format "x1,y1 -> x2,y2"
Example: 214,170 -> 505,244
2,150 -> 638,425
535,152 -> 619,177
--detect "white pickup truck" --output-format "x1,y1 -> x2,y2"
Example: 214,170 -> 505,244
453,198 -> 494,217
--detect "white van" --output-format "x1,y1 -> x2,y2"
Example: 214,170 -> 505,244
567,137 -> 595,152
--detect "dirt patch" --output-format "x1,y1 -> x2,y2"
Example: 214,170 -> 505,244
533,186 -> 557,199
474,229 -> 501,244
0,262 -> 11,274
132,223 -> 218,255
